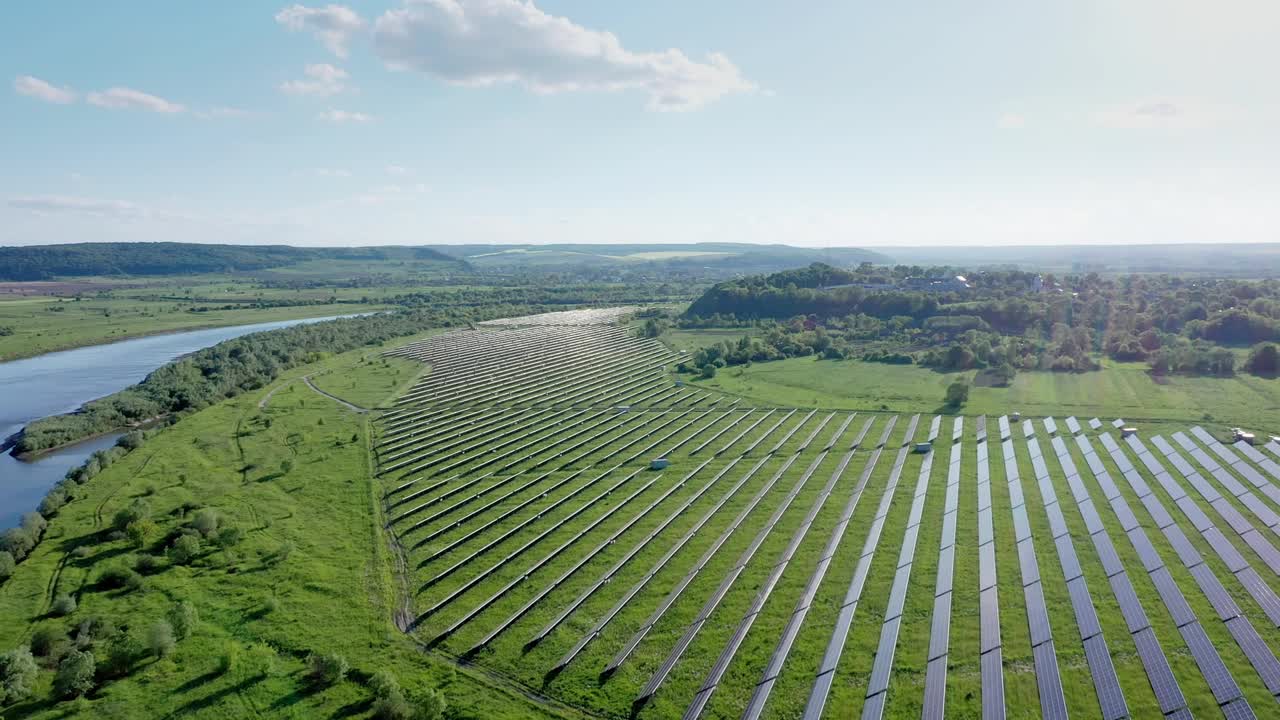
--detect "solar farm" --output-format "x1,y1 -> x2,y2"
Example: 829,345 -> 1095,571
375,308 -> 1280,719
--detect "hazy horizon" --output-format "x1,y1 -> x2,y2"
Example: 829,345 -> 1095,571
5,1 -> 1279,248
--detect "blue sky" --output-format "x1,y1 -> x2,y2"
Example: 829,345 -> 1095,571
3,0 -> 1278,247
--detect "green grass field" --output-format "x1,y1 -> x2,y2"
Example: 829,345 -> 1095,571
691,355 -> 1280,431
0,340 -> 572,720
0,294 -> 388,361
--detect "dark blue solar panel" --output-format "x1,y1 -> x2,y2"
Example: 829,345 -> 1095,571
1212,498 -> 1254,535
1083,634 -> 1128,720
921,656 -> 948,720
885,573 -> 910,621
1129,530 -> 1165,573
1108,573 -> 1149,633
1012,505 -> 1032,542
1140,492 -> 1176,530
1046,502 -> 1069,539
934,545 -> 955,597
980,587 -> 1001,653
927,593 -> 951,661
1225,615 -> 1280,694
1174,496 -> 1214,532
1032,641 -> 1069,720
1188,563 -> 1240,621
1180,621 -> 1243,705
1092,532 -> 1125,578
978,510 -> 994,548
1164,525 -> 1203,567
1008,477 -> 1025,508
1150,567 -> 1196,627
1113,499 -> 1141,532
1067,576 -> 1102,640
1025,583 -> 1053,647
1078,498 -> 1105,535
981,648 -> 1005,720
866,616 -> 901,695
940,510 -> 957,550
1131,626 -> 1186,714
1055,535 -> 1083,582
860,690 -> 887,720
1236,567 -> 1280,627
1219,697 -> 1257,720
1240,529 -> 1280,576
1017,539 -> 1041,587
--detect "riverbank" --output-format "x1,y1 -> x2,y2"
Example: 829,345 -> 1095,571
0,300 -> 392,362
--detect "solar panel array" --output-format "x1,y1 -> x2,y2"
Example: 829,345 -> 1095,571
369,310 -> 1280,719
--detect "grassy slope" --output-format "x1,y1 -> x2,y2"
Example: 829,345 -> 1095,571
0,296 -> 388,362
0,342 -> 572,720
690,355 -> 1280,430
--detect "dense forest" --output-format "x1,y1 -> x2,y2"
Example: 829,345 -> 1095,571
0,243 -> 464,281
680,263 -> 1280,380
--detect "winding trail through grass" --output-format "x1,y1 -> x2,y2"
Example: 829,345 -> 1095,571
303,375 -> 369,413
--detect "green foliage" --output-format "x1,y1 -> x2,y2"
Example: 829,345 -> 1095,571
0,551 -> 13,582
0,528 -> 35,562
305,651 -> 349,686
945,380 -> 970,407
98,565 -> 144,591
145,621 -> 176,658
112,498 -> 150,532
217,642 -> 238,675
168,534 -> 201,565
51,593 -> 77,616
191,508 -> 220,536
52,650 -> 95,699
29,625 -> 68,658
0,645 -> 38,703
1245,342 -> 1280,376
166,601 -> 198,640
699,363 -> 717,379
100,630 -> 143,679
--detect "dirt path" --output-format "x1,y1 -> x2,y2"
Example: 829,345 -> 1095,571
256,380 -> 293,409
303,375 -> 368,413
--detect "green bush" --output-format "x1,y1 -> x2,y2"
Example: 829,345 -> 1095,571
30,626 -> 68,658
52,593 -> 77,616
167,601 -> 198,640
98,565 -> 143,591
146,621 -> 176,659
112,498 -> 150,532
1,646 -> 38,703
168,534 -> 201,565
0,551 -> 14,581
305,652 -> 349,686
53,650 -> 96,699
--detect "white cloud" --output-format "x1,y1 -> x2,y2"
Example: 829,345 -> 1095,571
317,108 -> 373,123
386,164 -> 411,176
313,167 -> 353,177
9,195 -> 153,220
276,4 -> 366,58
87,87 -> 186,113
997,113 -> 1027,129
14,75 -> 77,104
372,0 -> 754,111
1091,98 -> 1232,130
281,63 -> 351,97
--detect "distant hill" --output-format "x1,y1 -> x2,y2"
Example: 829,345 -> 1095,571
429,243 -> 893,274
0,243 -> 464,281
884,243 -> 1280,275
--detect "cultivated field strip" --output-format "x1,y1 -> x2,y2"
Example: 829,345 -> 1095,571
371,309 -> 1280,719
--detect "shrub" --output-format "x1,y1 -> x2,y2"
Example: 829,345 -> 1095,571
168,534 -> 201,565
133,553 -> 161,574
21,512 -> 48,539
417,688 -> 448,720
1,645 -> 38,703
112,498 -> 150,532
944,380 -> 970,408
215,526 -> 244,549
52,593 -> 77,616
38,488 -> 68,516
246,642 -> 277,678
1245,342 -> 1280,376
98,565 -> 140,590
53,650 -> 96,698
0,551 -> 13,581
167,601 -> 198,640
305,652 -> 349,686
146,621 -> 176,658
0,528 -> 35,562
71,546 -> 91,560
30,625 -> 68,658
217,642 -> 239,675
100,631 -> 142,678
192,509 -> 220,537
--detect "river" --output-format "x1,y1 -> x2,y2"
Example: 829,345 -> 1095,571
0,315 -> 358,529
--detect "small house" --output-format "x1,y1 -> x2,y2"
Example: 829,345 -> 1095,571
1121,427 -> 1138,438
650,458 -> 670,470
913,442 -> 932,454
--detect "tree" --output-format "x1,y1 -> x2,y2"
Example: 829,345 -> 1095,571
52,593 -> 77,616
1,646 -> 38,703
167,601 -> 199,640
700,364 -> 717,379
0,528 -> 35,562
146,621 -> 176,659
1245,343 -> 1280,376
112,498 -> 150,532
52,650 -> 96,699
306,652 -> 349,686
30,625 -> 68,658
945,380 -> 970,408
168,534 -> 201,565
0,551 -> 13,582
192,508 -> 220,537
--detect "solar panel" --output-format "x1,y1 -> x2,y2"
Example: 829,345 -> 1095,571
1078,498 -> 1105,535
820,607 -> 856,673
1093,532 -> 1125,577
1066,417 -> 1081,435
866,615 -> 901,695
1032,641 -> 1069,720
1012,505 -> 1032,542
1174,496 -> 1214,532
1112,418 -> 1125,428
978,510 -> 994,548
1025,583 -> 1053,647
1212,498 -> 1254,535
953,416 -> 964,442
980,587 -> 1001,653
1208,466 -> 1248,496
1240,529 -> 1280,576
1163,525 -> 1203,568
1180,621 -> 1243,704
980,648 -> 1005,720
860,691 -> 887,720
1188,563 -> 1240,621
898,525 -> 921,568
885,573 -> 910,621
1089,418 -> 1103,430
928,415 -> 941,442
1236,567 -> 1280,627
1083,635 -> 1129,720
1008,478 -> 1025,509
1066,576 -> 1102,640
1224,616 -> 1280,694
1149,566 -> 1196,627
944,481 -> 960,513
1017,539 -> 1041,587
1113,499 -> 1141,532
1108,573 -> 1150,633
927,593 -> 952,661
804,671 -> 836,720
940,510 -> 957,550
976,543 -> 997,592
921,656 -> 948,720
1219,697 -> 1257,720
978,478 -> 992,511
1023,419 -> 1035,438
1055,535 -> 1083,582
1130,626 -> 1185,713
934,545 -> 955,596
1032,455 -> 1050,481
1045,417 -> 1058,435
1046,503 -> 1070,540
1239,492 -> 1280,527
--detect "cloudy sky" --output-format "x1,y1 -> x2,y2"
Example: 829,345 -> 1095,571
3,0 -> 1279,247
